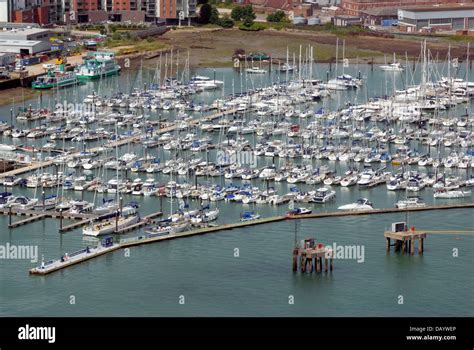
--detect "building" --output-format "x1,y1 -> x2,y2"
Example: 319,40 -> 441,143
65,0 -> 197,23
359,7 -> 398,25
398,5 -> 474,32
333,14 -> 362,25
0,52 -> 16,66
1,0 -> 196,24
0,0 -> 14,22
341,0 -> 474,17
0,39 -> 51,54
0,28 -> 52,41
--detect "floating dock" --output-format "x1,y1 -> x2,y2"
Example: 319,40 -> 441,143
30,239 -> 120,275
26,204 -> 473,276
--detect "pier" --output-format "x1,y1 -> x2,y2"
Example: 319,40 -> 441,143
25,204 -> 473,276
384,229 -> 427,255
292,238 -> 333,273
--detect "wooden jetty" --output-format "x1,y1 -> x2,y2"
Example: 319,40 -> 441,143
8,213 -> 47,228
0,160 -> 53,179
292,238 -> 333,273
384,222 -> 427,255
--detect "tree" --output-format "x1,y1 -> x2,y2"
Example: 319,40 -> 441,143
210,6 -> 220,24
197,0 -> 208,4
241,5 -> 256,21
230,6 -> 243,21
199,3 -> 213,24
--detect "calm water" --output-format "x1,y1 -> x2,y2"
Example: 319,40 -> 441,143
0,63 -> 473,316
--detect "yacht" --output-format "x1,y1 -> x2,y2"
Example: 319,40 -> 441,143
83,207 -> 139,236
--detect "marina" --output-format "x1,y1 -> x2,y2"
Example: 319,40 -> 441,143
1,41 -> 473,317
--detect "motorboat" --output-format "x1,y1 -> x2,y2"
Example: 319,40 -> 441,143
338,198 -> 373,211
311,187 -> 336,203
395,197 -> 426,209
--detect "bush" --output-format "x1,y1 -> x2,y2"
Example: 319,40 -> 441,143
111,32 -> 122,40
218,14 -> 234,28
199,3 -> 213,24
238,22 -> 265,31
267,10 -> 287,23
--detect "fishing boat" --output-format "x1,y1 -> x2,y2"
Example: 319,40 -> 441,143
32,70 -> 79,89
75,52 -> 121,80
338,198 -> 373,211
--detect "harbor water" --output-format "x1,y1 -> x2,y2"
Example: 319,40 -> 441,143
0,63 -> 473,316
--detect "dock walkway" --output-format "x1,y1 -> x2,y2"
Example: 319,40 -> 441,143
27,203 -> 474,276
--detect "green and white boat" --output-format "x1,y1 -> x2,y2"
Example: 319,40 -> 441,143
32,69 -> 78,89
75,51 -> 121,80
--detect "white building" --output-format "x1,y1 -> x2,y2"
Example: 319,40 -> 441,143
0,39 -> 51,55
398,5 -> 474,32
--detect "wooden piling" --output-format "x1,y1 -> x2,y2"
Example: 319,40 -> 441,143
386,238 -> 390,251
324,258 -> 328,273
308,257 -> 313,273
292,249 -> 298,272
418,238 -> 424,254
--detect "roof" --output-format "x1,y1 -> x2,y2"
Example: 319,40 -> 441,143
0,39 -> 43,47
360,7 -> 398,17
401,4 -> 474,13
0,28 -> 50,36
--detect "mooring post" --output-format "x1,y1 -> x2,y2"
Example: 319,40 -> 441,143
9,206 -> 12,227
292,249 -> 298,272
308,257 -> 313,273
386,238 -> 391,251
419,238 -> 424,254
316,257 -> 321,273
410,238 -> 415,255
330,258 -> 333,271
324,257 -> 328,273
59,209 -> 63,231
